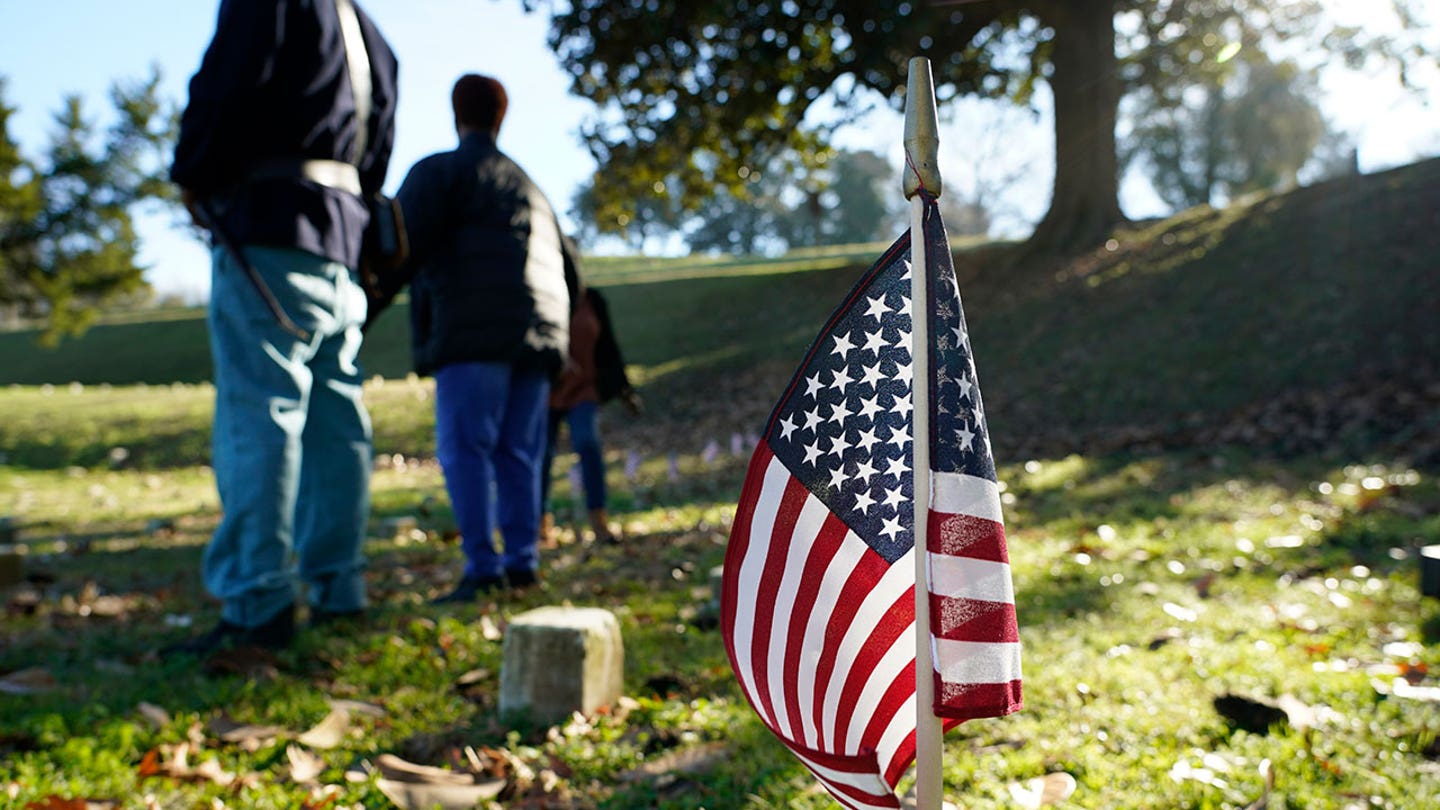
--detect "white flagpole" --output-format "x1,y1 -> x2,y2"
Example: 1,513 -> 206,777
904,56 -> 944,810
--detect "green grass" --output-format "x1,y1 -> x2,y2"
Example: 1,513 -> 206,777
3,160 -> 1440,807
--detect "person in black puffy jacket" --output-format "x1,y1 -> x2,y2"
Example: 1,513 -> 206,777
394,74 -> 571,603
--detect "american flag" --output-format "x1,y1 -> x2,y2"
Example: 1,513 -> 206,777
721,194 -> 1022,810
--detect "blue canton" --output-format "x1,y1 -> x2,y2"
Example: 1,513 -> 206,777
763,202 -> 995,564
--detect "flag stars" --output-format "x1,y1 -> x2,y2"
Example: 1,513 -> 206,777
882,486 -> 906,512
854,425 -> 880,452
884,454 -> 909,480
853,457 -> 878,485
864,294 -> 891,322
827,399 -> 852,426
802,442 -> 822,466
853,489 -> 876,515
802,408 -> 824,435
804,371 -> 825,401
862,329 -> 888,357
827,431 -> 852,459
831,331 -> 855,362
956,377 -> 974,401
828,465 -> 848,491
879,515 -> 904,541
859,364 -> 886,391
957,423 -> 976,452
857,396 -> 882,423
779,414 -> 797,441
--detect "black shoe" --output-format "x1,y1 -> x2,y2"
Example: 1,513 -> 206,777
310,607 -> 366,629
161,604 -> 295,657
505,568 -> 539,589
432,574 -> 505,604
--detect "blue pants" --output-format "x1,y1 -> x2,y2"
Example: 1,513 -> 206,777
205,245 -> 371,628
434,362 -> 550,579
542,400 -> 608,512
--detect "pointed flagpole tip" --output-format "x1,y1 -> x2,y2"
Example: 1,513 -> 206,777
903,56 -> 942,200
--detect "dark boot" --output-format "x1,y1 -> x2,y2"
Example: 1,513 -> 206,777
160,603 -> 295,658
432,573 -> 505,604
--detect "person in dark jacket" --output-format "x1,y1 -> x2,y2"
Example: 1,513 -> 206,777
394,74 -> 571,603
164,0 -> 398,656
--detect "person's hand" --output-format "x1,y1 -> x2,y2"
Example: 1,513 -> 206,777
620,388 -> 643,417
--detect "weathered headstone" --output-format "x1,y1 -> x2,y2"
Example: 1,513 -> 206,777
499,606 -> 623,726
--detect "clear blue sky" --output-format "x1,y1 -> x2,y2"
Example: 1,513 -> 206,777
1,1 -> 1435,302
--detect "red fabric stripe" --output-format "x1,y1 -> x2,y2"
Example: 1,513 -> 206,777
779,738 -> 901,810
747,471 -> 815,732
881,726 -> 917,787
722,443 -> 775,723
780,510 -> 850,747
930,596 -> 1020,643
810,548 -> 894,752
934,678 -> 1025,721
830,587 -> 913,751
854,657 -> 916,759
929,511 -> 1009,562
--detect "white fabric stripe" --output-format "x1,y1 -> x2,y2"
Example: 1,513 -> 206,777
928,556 -> 1015,604
797,527 -> 868,750
730,454 -> 792,729
820,548 -> 916,749
790,750 -> 895,810
934,640 -> 1024,685
765,493 -> 833,743
844,629 -> 914,755
874,691 -> 918,785
931,471 -> 1004,524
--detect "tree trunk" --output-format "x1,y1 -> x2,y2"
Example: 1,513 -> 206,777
1028,0 -> 1126,254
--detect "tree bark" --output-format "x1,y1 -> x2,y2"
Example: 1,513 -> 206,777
1028,0 -> 1126,254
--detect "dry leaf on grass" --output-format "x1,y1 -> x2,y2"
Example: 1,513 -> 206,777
208,714 -> 286,748
376,779 -> 505,810
286,744 -> 327,784
372,753 -> 505,810
1008,772 -> 1078,808
297,707 -> 351,749
136,702 -> 170,729
0,667 -> 58,695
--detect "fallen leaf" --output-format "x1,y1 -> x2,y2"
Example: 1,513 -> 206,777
287,744 -> 327,784
1008,772 -> 1077,808
136,702 -> 170,729
374,753 -> 477,786
208,711 -> 286,743
376,778 -> 505,810
297,707 -> 351,749
0,667 -> 58,695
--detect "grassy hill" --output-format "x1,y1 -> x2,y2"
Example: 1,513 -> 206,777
3,158 -> 1437,464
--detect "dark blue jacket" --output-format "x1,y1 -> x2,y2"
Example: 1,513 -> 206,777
396,132 -> 571,377
171,0 -> 398,269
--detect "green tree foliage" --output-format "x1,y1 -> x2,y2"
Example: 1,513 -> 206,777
1126,49 -> 1335,210
524,0 -> 1431,253
0,71 -> 175,344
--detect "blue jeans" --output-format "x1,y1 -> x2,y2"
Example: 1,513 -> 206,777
543,400 -> 608,512
206,245 -> 371,628
434,362 -> 550,579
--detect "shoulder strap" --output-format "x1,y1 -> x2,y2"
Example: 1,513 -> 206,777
334,0 -> 372,166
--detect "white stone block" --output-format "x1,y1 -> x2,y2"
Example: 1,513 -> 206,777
499,606 -> 623,725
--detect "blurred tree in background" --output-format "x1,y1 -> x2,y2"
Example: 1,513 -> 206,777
0,70 -> 175,344
525,0 -> 1432,254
